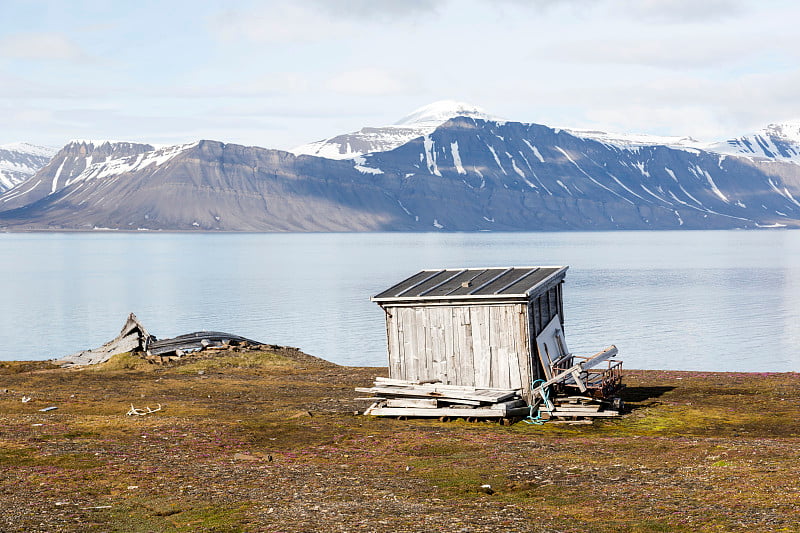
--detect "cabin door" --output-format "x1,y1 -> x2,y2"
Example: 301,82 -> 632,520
535,316 -> 569,380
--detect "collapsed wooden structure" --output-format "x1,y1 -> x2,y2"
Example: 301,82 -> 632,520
55,313 -> 263,367
362,266 -> 624,421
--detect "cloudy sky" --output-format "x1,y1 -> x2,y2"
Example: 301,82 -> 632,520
1,0 -> 799,149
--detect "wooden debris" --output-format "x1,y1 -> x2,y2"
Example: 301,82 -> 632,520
358,374 -> 625,422
54,313 -> 264,367
55,313 -> 153,367
358,379 -> 528,419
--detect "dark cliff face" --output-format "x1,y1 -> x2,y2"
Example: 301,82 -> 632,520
362,117 -> 800,230
2,122 -> 800,231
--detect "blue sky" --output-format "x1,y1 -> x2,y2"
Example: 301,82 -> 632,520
2,0 -> 799,149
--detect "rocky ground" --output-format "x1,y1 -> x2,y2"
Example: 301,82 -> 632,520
1,347 -> 799,532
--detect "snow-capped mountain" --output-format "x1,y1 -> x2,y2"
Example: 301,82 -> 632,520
0,140 -> 399,231
3,103 -> 800,231
705,121 -> 800,163
0,143 -> 56,193
357,116 -> 800,230
0,140 -> 154,211
291,100 -> 499,159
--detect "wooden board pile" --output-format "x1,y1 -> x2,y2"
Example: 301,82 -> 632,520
356,378 -> 532,420
543,396 -> 622,419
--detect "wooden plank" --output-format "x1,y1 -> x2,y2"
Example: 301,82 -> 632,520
372,379 -> 518,394
409,308 -> 420,381
488,306 -> 507,389
365,406 -> 511,418
375,377 -> 422,386
433,308 -> 444,381
551,404 -> 601,412
442,398 -> 482,406
411,383 -> 517,393
386,398 -> 438,408
508,305 -> 523,389
356,385 -> 519,403
442,307 -> 457,385
358,386 -> 518,403
456,307 -> 475,387
472,306 -> 492,388
547,410 -> 620,418
396,307 -> 408,381
386,311 -> 402,380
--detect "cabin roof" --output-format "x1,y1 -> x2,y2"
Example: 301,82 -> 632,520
372,266 -> 568,303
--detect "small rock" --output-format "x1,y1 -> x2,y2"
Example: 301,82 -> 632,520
478,484 -> 494,495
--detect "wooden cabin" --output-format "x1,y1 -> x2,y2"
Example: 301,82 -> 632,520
372,266 -> 570,403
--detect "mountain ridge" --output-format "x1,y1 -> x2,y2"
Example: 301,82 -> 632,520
2,105 -> 800,231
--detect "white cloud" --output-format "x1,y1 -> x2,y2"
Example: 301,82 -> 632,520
611,0 -> 746,24
326,68 -> 405,95
210,4 -> 348,43
167,73 -> 312,99
547,34 -> 766,69
0,32 -> 87,62
308,0 -> 440,20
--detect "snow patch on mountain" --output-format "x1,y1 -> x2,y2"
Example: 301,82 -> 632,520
352,155 -> 383,175
706,121 -> 800,163
566,129 -> 705,152
451,141 -> 466,175
0,143 -> 57,192
0,142 -> 57,159
72,142 -> 198,184
291,100 -> 500,160
393,100 -> 499,128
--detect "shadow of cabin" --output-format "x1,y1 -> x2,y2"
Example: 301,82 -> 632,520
622,386 -> 676,405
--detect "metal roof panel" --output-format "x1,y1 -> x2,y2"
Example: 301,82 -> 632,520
372,266 -> 568,303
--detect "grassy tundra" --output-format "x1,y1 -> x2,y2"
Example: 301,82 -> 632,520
1,347 -> 799,532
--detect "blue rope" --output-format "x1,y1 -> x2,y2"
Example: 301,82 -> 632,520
524,379 -> 551,425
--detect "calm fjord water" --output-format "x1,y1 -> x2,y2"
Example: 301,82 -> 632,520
1,231 -> 798,371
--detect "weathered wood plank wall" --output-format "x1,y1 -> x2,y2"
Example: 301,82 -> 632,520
385,303 -> 531,391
